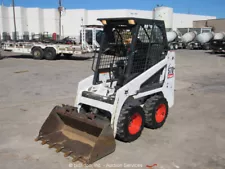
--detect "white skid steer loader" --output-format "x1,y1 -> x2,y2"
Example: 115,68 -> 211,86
35,17 -> 175,165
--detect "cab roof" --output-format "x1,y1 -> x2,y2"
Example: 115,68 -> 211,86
97,17 -> 165,26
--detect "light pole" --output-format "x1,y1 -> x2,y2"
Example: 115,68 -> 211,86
58,0 -> 62,40
12,0 -> 17,41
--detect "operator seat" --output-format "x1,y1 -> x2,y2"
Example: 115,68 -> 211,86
114,39 -> 164,91
114,38 -> 146,89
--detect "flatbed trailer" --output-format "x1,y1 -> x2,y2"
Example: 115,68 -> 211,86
2,42 -> 90,60
1,24 -> 104,60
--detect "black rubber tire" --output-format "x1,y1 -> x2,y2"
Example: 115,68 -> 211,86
174,44 -> 178,50
116,105 -> 145,142
143,95 -> 168,129
32,47 -> 44,60
169,44 -> 174,50
44,47 -> 57,60
56,53 -> 61,58
203,44 -> 210,50
188,44 -> 192,50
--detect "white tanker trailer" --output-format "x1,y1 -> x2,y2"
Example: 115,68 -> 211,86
182,31 -> 197,43
167,31 -> 177,43
180,31 -> 197,48
213,32 -> 225,40
210,32 -> 225,53
166,30 -> 184,50
188,32 -> 214,50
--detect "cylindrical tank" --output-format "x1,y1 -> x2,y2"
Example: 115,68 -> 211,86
213,32 -> 225,40
181,31 -> 197,43
196,32 -> 214,44
166,31 -> 178,42
153,6 -> 173,29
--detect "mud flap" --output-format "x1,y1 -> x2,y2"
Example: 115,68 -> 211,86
35,105 -> 116,164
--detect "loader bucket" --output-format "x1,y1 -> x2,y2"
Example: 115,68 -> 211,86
35,105 -> 116,164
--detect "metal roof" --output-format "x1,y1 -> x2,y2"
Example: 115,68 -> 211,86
97,17 -> 165,25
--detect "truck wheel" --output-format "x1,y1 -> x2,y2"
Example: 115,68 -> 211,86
32,47 -> 44,60
116,105 -> 145,142
143,95 -> 168,129
56,53 -> 61,59
174,44 -> 178,50
189,44 -> 194,50
203,44 -> 210,50
44,47 -> 57,60
169,44 -> 174,50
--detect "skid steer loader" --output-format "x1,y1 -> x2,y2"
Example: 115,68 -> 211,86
35,17 -> 175,165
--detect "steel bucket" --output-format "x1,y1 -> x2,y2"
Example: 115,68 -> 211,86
35,105 -> 116,164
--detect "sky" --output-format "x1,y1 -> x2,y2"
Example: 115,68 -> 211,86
1,0 -> 225,18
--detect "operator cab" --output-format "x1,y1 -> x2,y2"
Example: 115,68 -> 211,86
92,18 -> 169,91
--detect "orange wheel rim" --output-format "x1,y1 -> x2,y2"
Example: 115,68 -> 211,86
155,104 -> 166,123
128,113 -> 142,135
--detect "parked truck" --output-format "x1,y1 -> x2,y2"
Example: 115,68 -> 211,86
166,30 -> 183,50
181,31 -> 197,49
210,32 -> 225,53
188,32 -> 214,50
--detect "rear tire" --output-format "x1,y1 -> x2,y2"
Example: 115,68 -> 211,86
32,47 -> 44,60
189,44 -> 194,50
116,105 -> 145,142
143,95 -> 168,129
174,44 -> 178,50
44,47 -> 57,60
203,44 -> 210,50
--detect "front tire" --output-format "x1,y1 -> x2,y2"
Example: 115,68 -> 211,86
32,47 -> 44,60
169,44 -> 174,50
116,105 -> 145,142
143,95 -> 168,129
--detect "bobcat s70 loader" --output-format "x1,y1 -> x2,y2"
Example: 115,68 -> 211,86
35,17 -> 175,165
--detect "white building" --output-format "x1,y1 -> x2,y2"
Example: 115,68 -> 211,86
0,5 -> 216,41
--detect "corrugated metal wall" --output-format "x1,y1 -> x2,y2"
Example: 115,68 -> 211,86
193,19 -> 225,32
